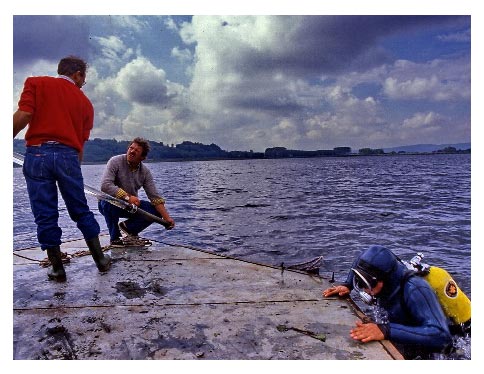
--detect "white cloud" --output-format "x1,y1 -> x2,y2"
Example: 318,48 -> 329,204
384,76 -> 438,100
438,28 -> 471,43
269,119 -> 302,148
164,17 -> 179,32
115,57 -> 172,105
92,35 -> 135,74
171,47 -> 192,63
402,112 -> 442,130
108,15 -> 149,33
95,36 -> 132,59
382,58 -> 470,101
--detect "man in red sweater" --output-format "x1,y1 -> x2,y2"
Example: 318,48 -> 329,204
13,56 -> 111,281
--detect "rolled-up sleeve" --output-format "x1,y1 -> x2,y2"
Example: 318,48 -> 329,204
143,168 -> 165,205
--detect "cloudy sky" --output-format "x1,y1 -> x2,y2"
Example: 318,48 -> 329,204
11,7 -> 473,152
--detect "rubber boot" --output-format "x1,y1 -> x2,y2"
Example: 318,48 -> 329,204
86,236 -> 111,272
46,246 -> 67,282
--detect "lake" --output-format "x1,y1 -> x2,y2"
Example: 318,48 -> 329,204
13,153 -> 471,297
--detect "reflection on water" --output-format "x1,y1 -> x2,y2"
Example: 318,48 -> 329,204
13,154 -> 471,298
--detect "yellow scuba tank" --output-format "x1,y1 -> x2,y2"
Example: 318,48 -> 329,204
424,266 -> 471,325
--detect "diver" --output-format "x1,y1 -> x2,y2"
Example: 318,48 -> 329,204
322,245 -> 454,359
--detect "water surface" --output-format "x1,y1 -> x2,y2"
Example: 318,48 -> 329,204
13,154 -> 471,296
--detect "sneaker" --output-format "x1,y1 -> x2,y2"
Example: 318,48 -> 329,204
119,221 -> 152,246
109,239 -> 126,248
122,235 -> 152,247
119,221 -> 131,236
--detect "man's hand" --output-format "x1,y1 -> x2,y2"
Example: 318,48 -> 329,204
164,217 -> 175,230
322,285 -> 350,298
155,203 -> 175,230
350,320 -> 384,343
127,195 -> 141,207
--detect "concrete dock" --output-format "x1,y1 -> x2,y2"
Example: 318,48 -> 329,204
13,235 -> 403,360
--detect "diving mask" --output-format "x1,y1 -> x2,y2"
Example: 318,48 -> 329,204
352,267 -> 378,305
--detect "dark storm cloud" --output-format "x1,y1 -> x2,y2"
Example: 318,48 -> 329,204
233,15 -> 468,76
228,94 -> 304,114
13,16 -> 92,66
128,80 -> 170,105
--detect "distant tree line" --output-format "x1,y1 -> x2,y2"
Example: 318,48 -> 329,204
13,138 -> 264,163
383,146 -> 470,156
358,148 -> 385,155
13,139 -> 470,164
431,146 -> 470,154
264,146 -> 351,158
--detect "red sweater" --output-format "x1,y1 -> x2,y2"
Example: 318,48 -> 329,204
18,76 -> 94,153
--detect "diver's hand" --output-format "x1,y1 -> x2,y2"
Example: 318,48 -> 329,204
322,285 -> 350,297
350,321 -> 384,343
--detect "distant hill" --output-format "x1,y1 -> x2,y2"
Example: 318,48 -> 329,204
383,143 -> 471,153
13,138 -> 264,163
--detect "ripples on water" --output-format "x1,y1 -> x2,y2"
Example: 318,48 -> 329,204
13,154 -> 471,297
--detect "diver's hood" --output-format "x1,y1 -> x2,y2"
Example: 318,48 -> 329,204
355,245 -> 407,297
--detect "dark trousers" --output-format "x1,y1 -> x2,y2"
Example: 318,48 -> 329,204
98,199 -> 161,241
23,144 -> 100,250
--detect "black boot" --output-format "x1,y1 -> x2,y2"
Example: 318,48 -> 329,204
46,246 -> 67,282
86,237 -> 111,272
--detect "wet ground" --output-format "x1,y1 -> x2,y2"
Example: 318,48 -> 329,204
13,235 -> 402,360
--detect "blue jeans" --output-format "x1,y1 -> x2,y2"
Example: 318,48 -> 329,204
98,199 -> 161,241
23,144 -> 100,250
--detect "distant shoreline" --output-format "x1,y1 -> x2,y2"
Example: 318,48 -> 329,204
13,138 -> 470,165
79,150 -> 470,165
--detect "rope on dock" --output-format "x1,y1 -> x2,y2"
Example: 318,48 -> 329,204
150,238 -> 324,277
13,252 -> 43,263
14,234 -> 325,276
13,247 -> 110,267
